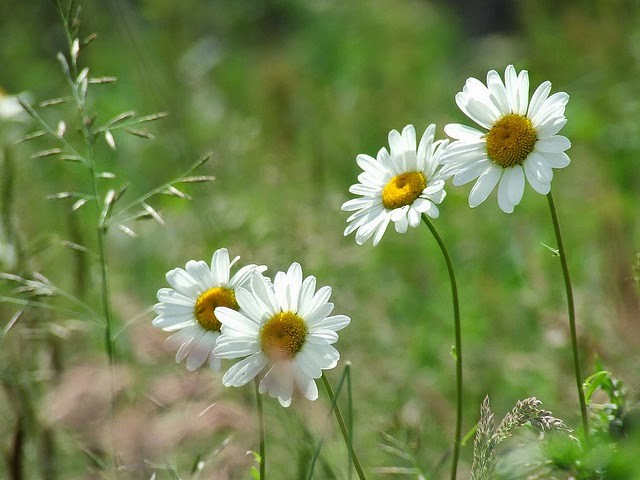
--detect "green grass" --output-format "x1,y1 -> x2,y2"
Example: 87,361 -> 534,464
1,0 -> 639,478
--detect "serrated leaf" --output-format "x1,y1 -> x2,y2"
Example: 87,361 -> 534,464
32,148 -> 63,159
142,202 -> 164,225
117,224 -> 137,237
125,128 -> 154,139
105,130 -> 116,150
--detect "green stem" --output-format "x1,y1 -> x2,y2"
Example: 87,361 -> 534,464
546,192 -> 589,440
254,378 -> 266,479
321,373 -> 366,479
422,215 -> 462,480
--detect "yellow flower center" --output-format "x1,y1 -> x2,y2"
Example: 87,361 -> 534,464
485,113 -> 537,168
194,287 -> 238,331
381,171 -> 427,210
260,311 -> 308,361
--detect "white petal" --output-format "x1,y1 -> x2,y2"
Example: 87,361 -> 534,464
293,362 -> 319,401
452,159 -> 492,186
299,285 -> 332,319
215,306 -> 260,333
443,123 -> 484,141
309,314 -> 350,331
543,151 -> 571,169
165,267 -> 201,298
306,329 -> 339,345
527,80 -> 552,119
505,165 -> 525,205
186,259 -> 216,289
536,117 -> 567,138
524,159 -> 551,194
209,248 -> 230,285
401,125 -> 417,153
486,69 -> 509,114
222,353 -> 268,387
535,135 -> 571,153
156,288 -> 194,306
186,331 -> 217,371
469,164 -> 502,207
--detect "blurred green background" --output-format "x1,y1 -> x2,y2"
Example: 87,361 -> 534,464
1,0 -> 639,478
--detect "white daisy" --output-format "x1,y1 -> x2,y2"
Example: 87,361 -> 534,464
441,65 -> 571,213
152,248 -> 266,371
213,263 -> 350,408
341,124 -> 448,246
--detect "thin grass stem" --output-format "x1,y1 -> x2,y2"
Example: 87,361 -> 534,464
321,372 -> 366,480
421,215 -> 462,480
307,364 -> 350,479
546,192 -> 590,440
254,378 -> 266,479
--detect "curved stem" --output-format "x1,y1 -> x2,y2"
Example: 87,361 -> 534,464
422,215 -> 462,480
254,378 -> 266,479
321,373 -> 366,479
546,192 -> 590,440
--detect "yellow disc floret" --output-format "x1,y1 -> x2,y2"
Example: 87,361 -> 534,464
260,311 -> 308,361
381,171 -> 427,210
194,286 -> 238,332
485,113 -> 537,168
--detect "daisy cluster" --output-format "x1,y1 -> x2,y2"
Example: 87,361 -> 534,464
343,64 -> 571,243
153,248 -> 349,407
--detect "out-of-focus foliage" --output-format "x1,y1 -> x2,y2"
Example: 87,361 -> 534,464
0,0 -> 638,477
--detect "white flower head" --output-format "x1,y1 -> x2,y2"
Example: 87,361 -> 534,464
342,124 -> 448,246
213,263 -> 350,408
441,65 -> 571,213
152,248 -> 266,371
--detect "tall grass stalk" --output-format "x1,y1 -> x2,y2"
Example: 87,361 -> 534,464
321,371 -> 366,479
54,0 -> 117,367
254,377 -> 266,479
307,364 -> 352,479
421,215 -> 462,480
546,192 -> 590,441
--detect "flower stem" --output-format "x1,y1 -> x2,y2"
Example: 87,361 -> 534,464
321,373 -> 366,479
546,192 -> 590,440
422,215 -> 462,480
254,378 -> 266,479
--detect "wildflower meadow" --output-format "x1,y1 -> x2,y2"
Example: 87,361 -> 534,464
1,1 -> 639,479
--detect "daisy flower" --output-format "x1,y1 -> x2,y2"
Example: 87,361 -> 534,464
342,124 -> 448,246
213,263 -> 350,407
152,248 -> 266,371
441,65 -> 571,213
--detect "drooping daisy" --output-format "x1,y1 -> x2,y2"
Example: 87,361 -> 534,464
213,263 -> 350,407
441,65 -> 571,213
152,248 -> 266,371
342,124 -> 448,246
